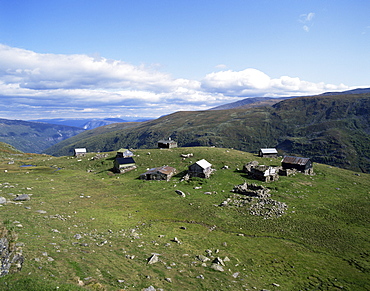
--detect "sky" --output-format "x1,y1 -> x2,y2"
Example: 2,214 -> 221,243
0,0 -> 369,120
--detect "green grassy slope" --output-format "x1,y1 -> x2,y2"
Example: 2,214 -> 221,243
0,146 -> 369,290
45,93 -> 370,173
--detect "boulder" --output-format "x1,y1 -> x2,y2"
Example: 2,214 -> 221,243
147,254 -> 159,264
0,197 -> 6,204
175,190 -> 186,197
13,194 -> 30,201
210,263 -> 224,272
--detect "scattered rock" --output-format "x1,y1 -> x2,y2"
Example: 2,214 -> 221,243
0,197 -> 6,204
147,254 -> 160,264
210,263 -> 224,272
74,234 -> 82,240
13,194 -> 30,201
143,286 -> 156,291
172,237 -> 181,244
212,257 -> 225,266
175,190 -> 186,197
197,255 -> 210,262
165,278 -> 172,283
232,272 -> 239,278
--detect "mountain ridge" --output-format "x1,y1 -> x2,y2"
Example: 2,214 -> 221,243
44,92 -> 370,173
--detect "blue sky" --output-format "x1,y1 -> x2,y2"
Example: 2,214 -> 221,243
0,0 -> 369,120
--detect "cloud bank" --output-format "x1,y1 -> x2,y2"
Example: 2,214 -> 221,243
0,44 -> 350,120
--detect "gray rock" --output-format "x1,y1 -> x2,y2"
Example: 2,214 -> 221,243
232,272 -> 239,278
212,257 -> 225,266
74,234 -> 82,240
13,194 -> 30,201
197,255 -> 210,262
0,197 -> 6,204
210,263 -> 224,272
175,190 -> 186,197
147,254 -> 159,264
143,285 -> 156,291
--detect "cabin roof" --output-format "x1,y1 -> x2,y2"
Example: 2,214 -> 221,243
74,148 -> 86,153
195,159 -> 212,169
158,139 -> 177,144
260,148 -> 278,154
282,156 -> 310,166
143,166 -> 176,175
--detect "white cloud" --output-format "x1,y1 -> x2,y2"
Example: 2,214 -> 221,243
0,44 -> 352,120
201,69 -> 350,97
299,12 -> 315,32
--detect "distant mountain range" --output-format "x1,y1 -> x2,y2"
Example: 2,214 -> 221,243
0,118 -> 84,153
44,90 -> 370,173
29,117 -> 152,130
1,87 -> 369,173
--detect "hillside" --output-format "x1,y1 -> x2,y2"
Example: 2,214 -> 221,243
0,146 -> 369,290
208,97 -> 289,110
0,119 -> 85,153
44,93 -> 370,173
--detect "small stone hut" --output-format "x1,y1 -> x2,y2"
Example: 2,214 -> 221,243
74,148 -> 87,157
140,166 -> 176,181
113,157 -> 136,173
158,138 -> 178,149
259,148 -> 278,158
188,159 -> 213,178
281,156 -> 313,175
116,148 -> 133,158
243,161 -> 280,182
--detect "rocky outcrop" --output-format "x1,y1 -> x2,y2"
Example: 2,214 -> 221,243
0,228 -> 24,277
220,183 -> 288,219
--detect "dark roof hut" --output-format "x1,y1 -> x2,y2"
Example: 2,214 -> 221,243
140,166 -> 176,181
113,157 -> 136,173
281,156 -> 313,175
116,148 -> 133,158
259,148 -> 278,158
158,138 -> 177,149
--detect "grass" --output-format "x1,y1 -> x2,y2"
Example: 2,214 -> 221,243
0,146 -> 369,290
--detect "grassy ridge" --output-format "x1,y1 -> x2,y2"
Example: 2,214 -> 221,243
0,146 -> 369,290
44,93 -> 370,173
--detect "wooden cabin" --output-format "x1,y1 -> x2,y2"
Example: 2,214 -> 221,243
74,148 -> 87,157
140,166 -> 176,181
116,148 -> 133,158
259,148 -> 278,158
188,159 -> 213,178
158,138 -> 178,149
113,157 -> 136,173
281,156 -> 313,175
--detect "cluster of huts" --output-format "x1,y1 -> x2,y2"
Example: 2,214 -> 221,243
245,148 -> 314,182
74,143 -> 313,183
